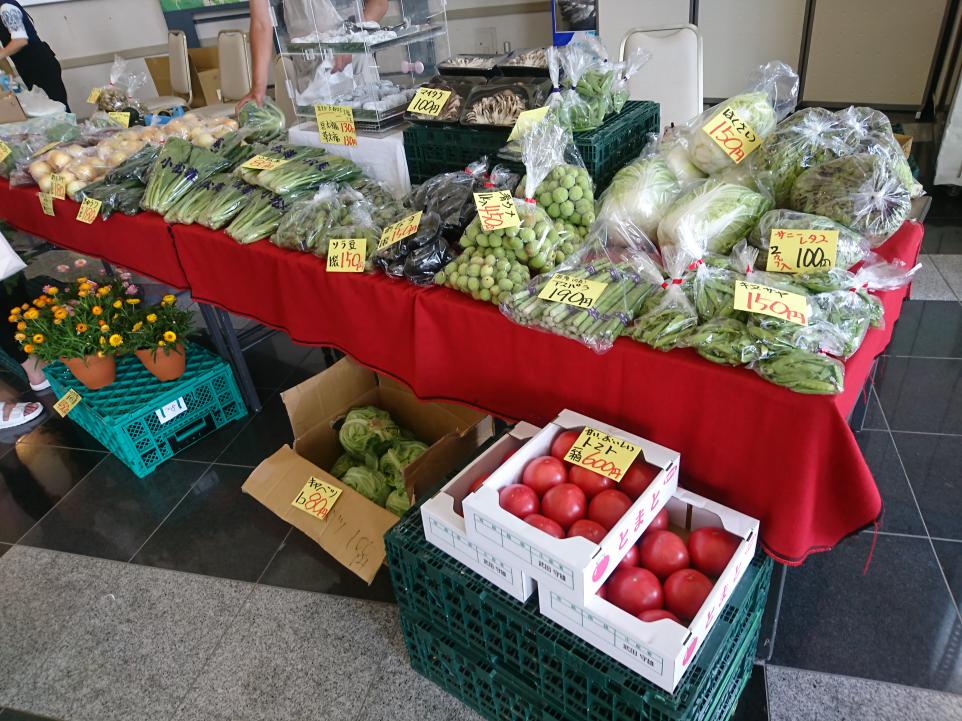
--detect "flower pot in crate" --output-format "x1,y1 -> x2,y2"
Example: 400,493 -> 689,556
60,354 -> 116,390
135,344 -> 186,382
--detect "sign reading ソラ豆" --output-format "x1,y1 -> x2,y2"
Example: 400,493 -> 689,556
406,87 -> 452,117
378,211 -> 422,250
564,427 -> 642,482
766,229 -> 839,273
702,105 -> 762,164
733,280 -> 809,326
291,476 -> 343,521
314,104 -> 357,146
327,239 -> 367,273
473,190 -> 521,232
538,273 -> 608,310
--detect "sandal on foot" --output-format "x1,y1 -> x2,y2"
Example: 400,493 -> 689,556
0,402 -> 43,429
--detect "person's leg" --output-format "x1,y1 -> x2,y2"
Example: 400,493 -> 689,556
0,273 -> 47,388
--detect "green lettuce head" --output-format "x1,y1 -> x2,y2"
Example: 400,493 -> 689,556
341,465 -> 391,507
338,406 -> 401,467
329,453 -> 360,480
599,155 -> 682,242
385,488 -> 412,517
379,440 -> 429,486
686,92 -> 778,175
749,209 -> 870,270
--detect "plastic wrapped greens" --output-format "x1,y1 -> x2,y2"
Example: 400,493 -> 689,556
835,106 -> 922,198
141,138 -> 232,214
271,184 -> 343,252
790,153 -> 911,243
374,211 -> 453,285
196,176 -> 260,230
749,209 -> 871,271
0,134 -> 52,179
405,158 -> 488,238
349,178 -> 407,228
237,98 -> 287,142
226,186 -> 314,244
609,46 -> 652,114
691,242 -> 758,322
682,318 -> 765,366
630,246 -> 699,351
316,202 -> 382,267
557,37 -> 612,131
516,162 -> 596,240
755,350 -> 845,394
255,153 -> 360,194
658,128 -> 707,184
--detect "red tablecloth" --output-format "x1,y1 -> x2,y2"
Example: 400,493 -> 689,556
0,179 -> 924,564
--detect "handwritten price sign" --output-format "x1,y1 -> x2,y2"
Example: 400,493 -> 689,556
407,87 -> 452,117
473,190 -> 521,232
327,238 -> 367,273
39,193 -> 55,216
733,280 -> 809,326
33,141 -> 60,158
76,197 -> 103,224
86,87 -> 102,104
702,105 -> 762,164
241,155 -> 289,171
53,389 -> 81,418
108,111 -> 131,128
0,141 -> 10,164
538,273 -> 608,310
50,174 -> 66,200
564,427 -> 642,482
508,106 -> 551,142
378,211 -> 422,250
314,104 -> 357,147
766,228 -> 839,273
291,476 -> 343,521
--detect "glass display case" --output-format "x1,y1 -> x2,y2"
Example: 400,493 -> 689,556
271,0 -> 451,132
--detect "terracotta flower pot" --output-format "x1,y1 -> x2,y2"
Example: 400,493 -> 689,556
135,344 -> 186,382
60,354 -> 116,390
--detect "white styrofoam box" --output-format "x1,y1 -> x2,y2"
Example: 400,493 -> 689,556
539,487 -> 759,692
462,409 -> 680,605
421,422 -> 540,602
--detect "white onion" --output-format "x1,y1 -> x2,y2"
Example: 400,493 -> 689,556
37,175 -> 53,192
29,160 -> 51,178
66,180 -> 86,198
47,150 -> 71,171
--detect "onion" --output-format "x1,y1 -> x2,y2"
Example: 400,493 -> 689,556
29,160 -> 52,178
223,118 -> 239,130
194,132 -> 215,148
107,151 -> 127,166
66,180 -> 86,198
47,150 -> 71,171
66,144 -> 85,157
37,175 -> 53,192
59,171 -> 77,184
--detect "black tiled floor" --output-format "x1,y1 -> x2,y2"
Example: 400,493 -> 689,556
874,357 -> 962,434
130,463 -> 290,583
855,430 -> 925,536
925,187 -> 962,221
241,333 -> 312,390
170,412 -> 249,464
886,300 -> 962,358
731,665 -> 768,721
16,396 -> 109,452
0,542 -> 10,558
921,221 -> 962,254
771,533 -> 962,693
890,432 -> 962,540
214,392 -> 293,468
932,540 -> 962,613
18,457 -> 206,562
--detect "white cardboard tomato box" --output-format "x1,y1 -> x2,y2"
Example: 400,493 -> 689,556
462,409 -> 680,605
538,487 -> 759,692
421,423 -> 541,602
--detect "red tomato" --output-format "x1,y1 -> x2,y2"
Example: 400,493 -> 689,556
638,530 -> 690,579
619,461 -> 660,500
569,465 -> 613,499
646,508 -> 669,533
567,519 -> 608,544
502,448 -> 517,463
688,527 -> 741,577
605,567 -> 663,615
550,429 -> 582,462
588,489 -> 633,530
540,483 -> 587,531
523,513 -> 565,539
617,543 -> 640,569
637,608 -> 681,624
597,584 -> 607,600
499,484 -> 539,519
522,456 -> 568,497
664,569 -> 714,623
467,472 -> 489,495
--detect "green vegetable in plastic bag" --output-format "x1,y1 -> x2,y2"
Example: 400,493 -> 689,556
755,349 -> 845,394
682,318 -> 765,366
749,209 -> 870,271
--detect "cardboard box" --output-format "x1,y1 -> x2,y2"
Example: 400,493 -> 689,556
243,357 -> 493,583
146,48 -> 220,108
145,56 -> 173,97
0,93 -> 27,124
421,423 -> 540,602
539,487 -> 759,692
196,69 -> 221,106
462,410 -> 680,605
894,132 -> 913,159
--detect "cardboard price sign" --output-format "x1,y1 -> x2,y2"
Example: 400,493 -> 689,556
564,427 -> 642,482
733,280 -> 809,326
86,87 -> 102,104
32,141 -> 60,158
291,475 -> 343,521
0,141 -> 10,164
702,105 -> 762,164
39,193 -> 55,216
49,174 -> 66,200
53,389 -> 82,418
327,238 -> 367,273
241,155 -> 289,171
76,197 -> 103,224
314,104 -> 357,146
378,211 -> 422,250
473,190 -> 521,232
766,229 -> 839,273
507,106 -> 550,141
537,273 -> 608,310
108,111 -> 131,128
406,87 -> 452,117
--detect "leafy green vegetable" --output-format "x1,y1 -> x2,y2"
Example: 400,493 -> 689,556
598,155 -> 681,242
329,453 -> 360,480
835,106 -> 922,198
341,466 -> 391,506
749,209 -> 869,271
755,349 -> 845,394
237,98 -> 287,143
686,92 -> 778,174
379,439 -> 428,485
385,488 -> 412,517
141,137 -> 232,214
338,406 -> 401,468
682,318 -> 764,365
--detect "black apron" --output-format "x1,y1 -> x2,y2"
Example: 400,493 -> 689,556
0,1 -> 69,110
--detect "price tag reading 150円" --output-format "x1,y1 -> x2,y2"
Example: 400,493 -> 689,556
473,190 -> 520,233
327,238 -> 366,273
538,273 -> 608,310
733,280 -> 809,326
291,476 -> 343,521
378,211 -> 422,250
702,105 -> 762,164
564,427 -> 642,482
314,104 -> 357,147
766,228 -> 839,273
406,87 -> 452,117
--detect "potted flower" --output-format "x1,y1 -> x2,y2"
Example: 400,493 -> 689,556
126,294 -> 193,382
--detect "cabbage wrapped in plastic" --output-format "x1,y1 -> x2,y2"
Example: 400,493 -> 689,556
790,154 -> 911,243
657,179 -> 772,256
835,106 -> 923,198
338,406 -> 401,467
329,453 -> 360,479
379,439 -> 429,485
385,488 -> 412,517
658,130 -> 707,184
749,209 -> 870,271
341,466 -> 391,507
598,154 -> 682,242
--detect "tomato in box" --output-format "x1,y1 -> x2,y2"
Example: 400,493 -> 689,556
688,527 -> 741,577
620,461 -> 661,500
569,465 -> 613,499
605,566 -> 663,615
637,608 -> 681,624
499,484 -> 539,518
664,568 -> 713,623
550,429 -> 581,461
524,513 -> 565,538
638,529 -> 689,580
541,482 -> 587,531
567,518 -> 607,544
522,455 -> 567,496
587,489 -> 632,530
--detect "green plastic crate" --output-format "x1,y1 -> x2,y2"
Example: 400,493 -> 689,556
44,345 -> 247,478
386,508 -> 771,721
403,101 -> 660,192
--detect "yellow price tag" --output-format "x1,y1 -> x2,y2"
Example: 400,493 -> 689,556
564,427 -> 642,483
702,105 -> 762,164
538,273 -> 608,310
507,106 -> 550,141
0,141 -> 10,164
291,476 -> 343,521
473,190 -> 521,233
733,280 -> 809,326
766,229 -> 839,274
76,197 -> 103,224
406,87 -> 453,117
241,154 -> 289,171
53,389 -> 82,417
39,192 -> 55,216
49,174 -> 66,200
314,104 -> 357,147
327,238 -> 367,273
32,141 -> 60,158
108,111 -> 131,128
378,211 -> 422,251
86,87 -> 102,104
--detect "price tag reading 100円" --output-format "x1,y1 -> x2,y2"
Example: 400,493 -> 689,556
406,87 -> 452,117
473,190 -> 520,233
564,427 -> 642,482
291,476 -> 343,521
314,104 -> 357,147
538,273 -> 608,310
378,211 -> 422,250
766,228 -> 839,273
702,105 -> 762,164
327,238 -> 367,273
733,280 -> 809,326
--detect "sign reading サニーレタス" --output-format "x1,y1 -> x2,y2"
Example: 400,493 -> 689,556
766,228 -> 839,273
564,427 -> 642,482
473,190 -> 520,232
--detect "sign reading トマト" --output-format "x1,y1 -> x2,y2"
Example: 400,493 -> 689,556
406,87 -> 452,117
378,211 -> 422,250
473,190 -> 520,232
314,104 -> 357,146
327,239 -> 367,273
564,427 -> 642,482
733,280 -> 809,326
291,476 -> 343,521
702,105 -> 762,164
766,228 -> 839,273
537,273 -> 608,310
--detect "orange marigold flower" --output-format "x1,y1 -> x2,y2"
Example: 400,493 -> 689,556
91,306 -> 103,315
16,321 -> 26,331
23,309 -> 39,320
32,334 -> 44,343
22,343 -> 34,354
76,323 -> 88,333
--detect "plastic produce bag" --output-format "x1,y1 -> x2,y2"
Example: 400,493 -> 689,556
691,241 -> 757,322
790,153 -> 911,243
374,212 -> 452,284
141,137 -> 233,214
835,106 -> 922,198
196,177 -> 260,230
516,159 -> 596,241
318,201 -> 382,269
630,246 -> 699,351
749,209 -> 871,271
272,184 -> 341,252
350,178 -> 407,228
557,38 -> 611,131
406,157 -> 488,238
682,317 -> 765,366
608,47 -> 652,114
226,186 -> 315,244
755,350 -> 845,394
95,56 -> 148,114
657,128 -> 707,184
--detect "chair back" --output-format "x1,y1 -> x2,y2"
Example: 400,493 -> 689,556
168,30 -> 192,105
217,30 -> 252,103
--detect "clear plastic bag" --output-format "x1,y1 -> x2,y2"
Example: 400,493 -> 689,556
517,160 -> 595,241
546,46 -> 563,110
754,350 -> 845,394
96,56 -> 148,114
682,317 -> 766,366
557,38 -> 612,131
405,157 -> 488,235
374,211 -> 450,284
790,153 -> 911,243
749,209 -> 871,271
0,133 -> 50,179
691,241 -> 757,322
630,246 -> 699,351
658,127 -> 707,184
197,177 -> 260,230
609,47 -> 652,114
834,106 -> 923,198
283,0 -> 343,41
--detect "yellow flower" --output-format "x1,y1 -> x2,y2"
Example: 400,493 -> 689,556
108,334 -> 123,347
20,303 -> 28,310
22,343 -> 34,354
99,324 -> 110,333
76,277 -> 88,284
158,340 -> 166,347
23,309 -> 38,320
16,321 -> 26,331
98,287 -> 112,297
132,321 -> 143,332
146,313 -> 157,323
32,334 -> 44,344
54,308 -> 68,320
126,298 -> 141,305
112,300 -> 122,309
33,297 -> 46,308
76,323 -> 88,333
78,283 -> 91,293
162,294 -> 176,305
99,336 -> 105,346
47,287 -> 58,296
91,306 -> 103,316
9,307 -> 20,316
163,331 -> 177,343
7,315 -> 17,323
78,291 -> 89,298
14,332 -> 25,341
54,318 -> 62,325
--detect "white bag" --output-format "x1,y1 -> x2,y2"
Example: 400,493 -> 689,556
0,231 -> 26,282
